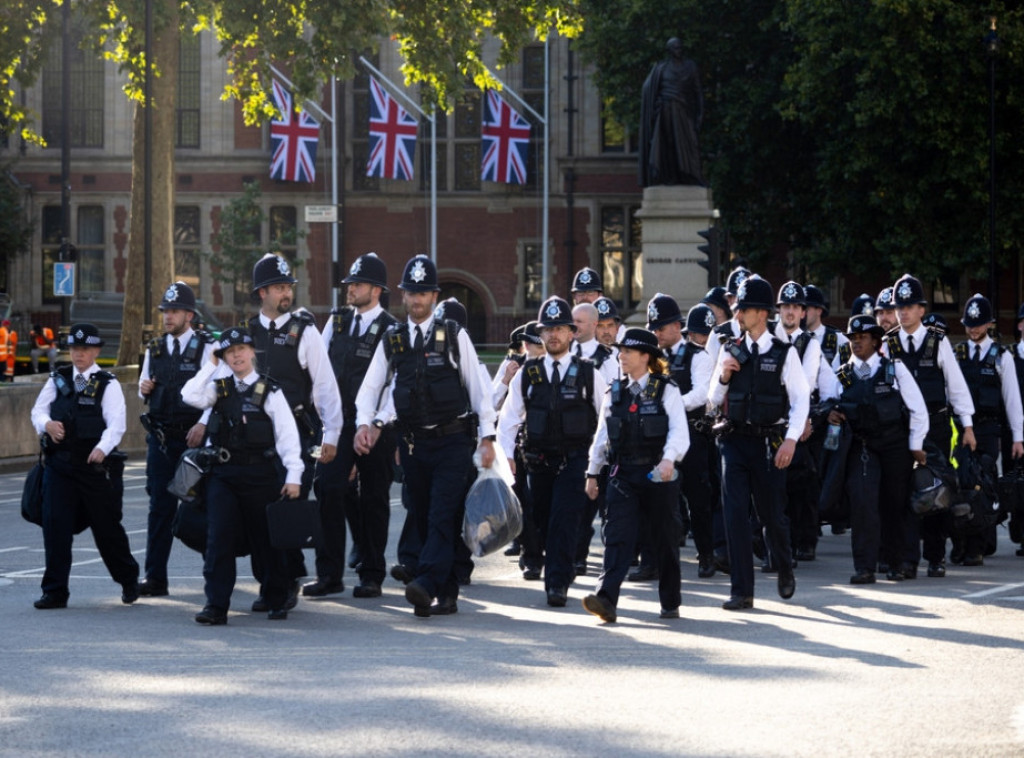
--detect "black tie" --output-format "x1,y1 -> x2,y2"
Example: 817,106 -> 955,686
414,325 -> 424,351
974,344 -> 981,362
352,313 -> 362,337
269,320 -> 277,332
171,337 -> 181,359
575,343 -> 582,358
907,334 -> 914,353
74,373 -> 88,393
750,340 -> 759,359
551,360 -> 561,386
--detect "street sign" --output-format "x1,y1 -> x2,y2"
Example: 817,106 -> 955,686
305,205 -> 338,223
54,262 -> 75,297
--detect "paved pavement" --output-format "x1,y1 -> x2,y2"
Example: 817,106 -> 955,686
1,460 -> 1023,757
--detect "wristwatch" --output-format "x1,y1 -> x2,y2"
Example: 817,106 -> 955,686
371,419 -> 385,430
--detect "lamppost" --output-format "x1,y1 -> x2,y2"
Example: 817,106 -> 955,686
985,17 -> 999,330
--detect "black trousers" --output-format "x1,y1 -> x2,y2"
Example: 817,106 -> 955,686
143,432 -> 188,585
680,427 -> 715,559
41,453 -> 139,598
525,450 -> 588,591
846,439 -> 912,572
904,410 -> 953,565
596,464 -> 681,609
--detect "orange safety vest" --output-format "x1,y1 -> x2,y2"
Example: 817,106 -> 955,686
33,327 -> 54,348
0,326 -> 8,361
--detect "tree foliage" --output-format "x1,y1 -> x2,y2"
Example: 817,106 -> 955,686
577,0 -> 1024,285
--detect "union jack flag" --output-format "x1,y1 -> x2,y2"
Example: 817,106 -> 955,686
481,89 -> 531,184
366,77 -> 418,180
269,79 -> 320,183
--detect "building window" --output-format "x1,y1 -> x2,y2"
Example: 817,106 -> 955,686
519,241 -> 546,312
601,103 -> 638,154
176,34 -> 200,148
77,205 -> 105,292
601,205 -> 643,310
41,25 -> 105,148
351,57 -> 379,192
41,206 -> 63,304
174,206 -> 201,290
269,206 -> 298,261
453,91 -> 481,191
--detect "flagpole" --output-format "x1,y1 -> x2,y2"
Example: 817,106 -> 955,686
358,56 -> 437,263
330,75 -> 339,309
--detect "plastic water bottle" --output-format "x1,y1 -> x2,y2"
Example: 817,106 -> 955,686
824,423 -> 842,451
647,466 -> 679,483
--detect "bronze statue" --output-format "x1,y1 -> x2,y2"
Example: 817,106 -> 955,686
639,38 -> 704,187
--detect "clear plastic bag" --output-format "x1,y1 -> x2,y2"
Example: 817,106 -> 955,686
462,442 -> 522,557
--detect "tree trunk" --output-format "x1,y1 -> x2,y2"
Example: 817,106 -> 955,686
118,3 -> 179,366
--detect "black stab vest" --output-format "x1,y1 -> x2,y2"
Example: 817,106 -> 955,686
606,374 -> 671,466
328,307 -> 397,419
147,332 -> 207,427
725,338 -> 791,427
207,377 -> 277,457
385,320 -> 470,428
886,329 -> 947,412
955,341 -> 1003,421
520,356 -> 597,453
668,342 -> 705,421
836,357 -> 906,451
48,366 -> 114,460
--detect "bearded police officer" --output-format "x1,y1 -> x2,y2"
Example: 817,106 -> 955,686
709,275 -> 810,610
883,273 -> 975,578
954,294 -> 1023,565
498,296 -> 606,607
874,287 -> 899,334
804,284 -> 850,369
594,297 -> 622,350
312,253 -> 399,599
822,315 -> 928,584
571,267 -> 603,305
137,282 -> 215,597
248,253 -> 343,608
354,254 -> 496,617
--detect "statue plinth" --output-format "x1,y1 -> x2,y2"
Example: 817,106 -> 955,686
633,185 -> 716,318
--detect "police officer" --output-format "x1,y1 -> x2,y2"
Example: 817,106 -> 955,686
823,315 -> 928,584
874,287 -> 898,334
498,296 -> 606,607
594,297 -> 622,350
248,253 -> 343,608
1008,303 -> 1024,556
723,266 -> 752,318
804,284 -> 850,369
709,275 -> 810,610
581,328 -> 690,622
30,323 -> 139,608
700,286 -> 732,365
571,267 -> 604,305
137,282 -> 215,596
181,328 -> 304,624
954,294 -> 1023,565
572,302 -> 618,384
850,293 -> 876,318
651,295 -> 716,577
313,252 -> 398,599
773,281 -> 824,562
354,254 -> 497,617
883,273 -> 976,578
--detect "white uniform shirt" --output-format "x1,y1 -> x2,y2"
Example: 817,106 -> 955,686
774,323 -> 823,392
808,323 -> 850,372
497,353 -> 607,457
966,336 -> 1024,443
138,328 -> 215,423
180,362 -> 305,484
666,337 -> 713,414
820,353 -> 930,451
708,329 -> 811,442
355,316 -> 497,439
31,363 -> 127,456
258,311 -> 343,447
573,337 -> 620,384
586,373 -> 690,475
881,325 -> 975,428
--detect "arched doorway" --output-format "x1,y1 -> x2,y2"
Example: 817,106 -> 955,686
439,282 -> 487,346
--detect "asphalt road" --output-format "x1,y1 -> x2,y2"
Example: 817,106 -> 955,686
1,460 -> 1023,757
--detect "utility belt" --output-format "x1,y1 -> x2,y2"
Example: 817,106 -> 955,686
688,414 -> 714,437
140,413 -> 195,447
522,446 -> 587,473
212,447 -> 276,466
401,414 -> 477,440
610,450 -> 662,467
927,406 -> 949,420
727,421 -> 786,439
972,413 -> 1001,426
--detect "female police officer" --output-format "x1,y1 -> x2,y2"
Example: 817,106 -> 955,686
181,328 -> 304,624
581,327 -> 689,622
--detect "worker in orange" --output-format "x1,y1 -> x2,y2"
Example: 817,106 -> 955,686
30,324 -> 58,374
0,320 -> 13,382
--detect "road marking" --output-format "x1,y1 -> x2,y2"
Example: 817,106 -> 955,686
0,547 -> 30,553
961,582 -> 1024,599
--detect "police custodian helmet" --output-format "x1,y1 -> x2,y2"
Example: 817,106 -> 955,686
646,293 -> 684,331
398,254 -> 440,293
159,281 -> 197,313
571,267 -> 603,293
342,252 -> 389,291
537,296 -> 576,329
252,253 -> 297,293
735,275 -> 774,311
961,294 -> 994,327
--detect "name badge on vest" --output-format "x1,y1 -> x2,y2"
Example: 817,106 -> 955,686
639,400 -> 659,415
426,354 -> 446,368
272,333 -> 288,346
759,358 -> 780,373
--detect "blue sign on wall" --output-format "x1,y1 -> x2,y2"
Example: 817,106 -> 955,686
54,263 -> 75,297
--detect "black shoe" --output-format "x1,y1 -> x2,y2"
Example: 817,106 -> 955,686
429,597 -> 458,616
777,570 -> 796,600
722,595 -> 754,611
927,561 -> 946,578
795,547 -> 816,562
574,561 -> 588,577
353,581 -> 382,598
504,541 -> 521,557
627,566 -> 658,582
34,593 -> 68,610
850,570 -> 876,585
1016,546 -> 1024,557
302,578 -> 345,597
877,562 -> 890,575
251,596 -> 268,613
405,578 -> 432,616
582,594 -> 617,623
712,554 -> 731,575
195,605 -> 227,625
267,608 -> 288,620
138,579 -> 169,597
522,567 -> 542,581
949,549 -> 965,566
899,563 -> 918,579
659,606 -> 680,619
546,587 -> 568,607
285,580 -> 300,609
962,554 -> 984,567
831,523 -> 847,536
885,569 -> 904,581
121,581 -> 140,605
697,557 -> 716,579
390,564 -> 413,585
